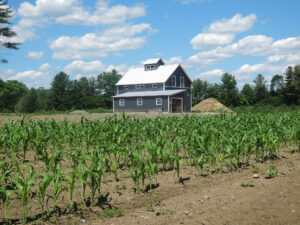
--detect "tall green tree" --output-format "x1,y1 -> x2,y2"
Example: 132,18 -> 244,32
48,72 -> 71,110
253,74 -> 267,103
219,73 -> 240,107
97,69 -> 122,108
192,79 -> 210,106
0,0 -> 20,63
23,88 -> 39,113
270,75 -> 284,96
0,80 -> 27,111
241,83 -> 255,105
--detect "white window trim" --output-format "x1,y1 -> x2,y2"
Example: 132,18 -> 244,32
172,75 -> 176,87
180,76 -> 184,87
137,98 -> 143,106
156,97 -> 162,105
119,99 -> 125,106
135,85 -> 140,89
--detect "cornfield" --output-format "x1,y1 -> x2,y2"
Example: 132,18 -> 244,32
0,112 -> 299,223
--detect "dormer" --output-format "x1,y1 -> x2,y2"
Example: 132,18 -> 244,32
143,58 -> 165,71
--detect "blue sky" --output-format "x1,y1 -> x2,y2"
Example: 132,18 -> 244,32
1,0 -> 300,88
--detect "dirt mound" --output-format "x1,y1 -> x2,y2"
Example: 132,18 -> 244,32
192,98 -> 232,112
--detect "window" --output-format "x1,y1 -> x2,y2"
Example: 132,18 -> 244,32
124,86 -> 128,91
145,64 -> 156,71
156,97 -> 162,105
152,84 -> 157,88
136,85 -> 144,89
137,98 -> 143,106
140,85 -> 145,89
180,76 -> 184,87
119,99 -> 125,106
172,76 -> 176,87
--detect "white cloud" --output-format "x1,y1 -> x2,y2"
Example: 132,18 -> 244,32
6,63 -> 53,88
272,36 -> 300,54
64,60 -> 106,75
165,56 -> 183,65
267,53 -> 300,64
190,14 -> 257,51
191,33 -> 234,50
12,0 -> 149,46
106,64 -> 130,75
222,35 -> 273,56
27,51 -> 44,59
206,13 -> 257,33
195,69 -> 224,79
8,70 -> 43,80
50,23 -> 155,60
186,49 -> 232,69
18,0 -> 79,18
56,2 -> 146,25
39,63 -> 51,71
18,0 -> 145,26
233,63 -> 285,80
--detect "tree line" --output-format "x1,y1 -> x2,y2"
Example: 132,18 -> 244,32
192,65 -> 300,107
0,64 -> 299,113
0,70 -> 121,113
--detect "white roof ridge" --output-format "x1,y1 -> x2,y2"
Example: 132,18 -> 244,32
142,58 -> 162,64
116,63 -> 180,86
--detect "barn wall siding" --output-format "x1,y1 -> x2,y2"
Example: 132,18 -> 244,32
165,66 -> 192,88
114,96 -> 168,112
118,83 -> 163,94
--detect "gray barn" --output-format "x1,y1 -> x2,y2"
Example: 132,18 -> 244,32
113,58 -> 192,113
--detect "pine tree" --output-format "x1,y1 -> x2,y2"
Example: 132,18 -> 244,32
0,0 -> 19,62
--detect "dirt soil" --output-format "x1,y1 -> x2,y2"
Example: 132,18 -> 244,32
192,98 -> 233,112
41,148 -> 300,225
0,112 -> 221,123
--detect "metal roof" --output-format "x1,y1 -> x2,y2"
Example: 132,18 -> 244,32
116,64 -> 179,85
113,89 -> 185,98
142,58 -> 161,64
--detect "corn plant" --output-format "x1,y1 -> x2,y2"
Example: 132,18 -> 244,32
37,172 -> 53,214
15,164 -> 37,224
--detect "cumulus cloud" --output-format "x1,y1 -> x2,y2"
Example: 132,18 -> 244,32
56,2 -> 146,25
6,63 -> 53,88
222,35 -> 273,56
195,69 -> 224,79
17,0 -> 145,26
39,63 -> 51,71
232,63 -> 285,81
64,60 -> 106,75
190,14 -> 257,50
8,70 -> 43,80
27,51 -> 44,59
191,33 -> 234,50
105,64 -> 131,75
11,0 -> 148,46
186,49 -> 232,69
206,14 -> 257,33
165,56 -> 183,65
50,23 -> 155,60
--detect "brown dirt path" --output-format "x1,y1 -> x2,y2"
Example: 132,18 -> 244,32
92,149 -> 300,225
